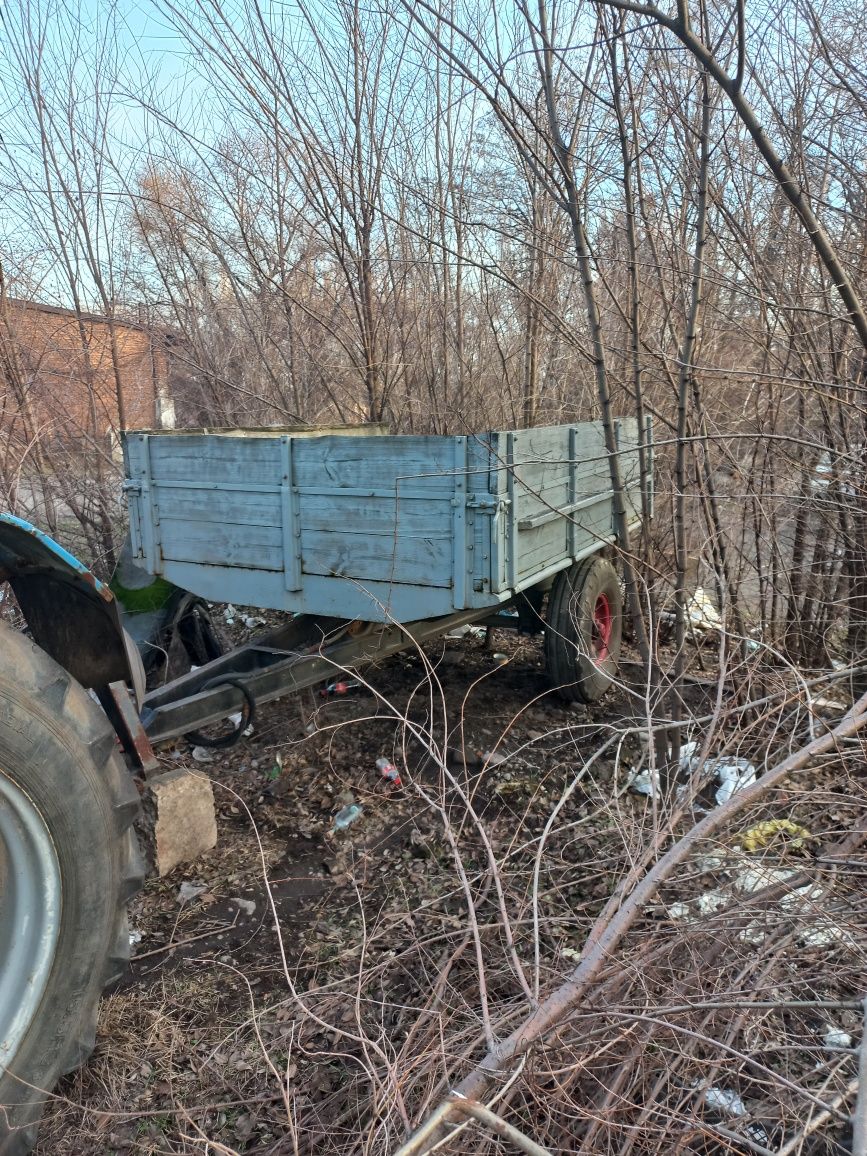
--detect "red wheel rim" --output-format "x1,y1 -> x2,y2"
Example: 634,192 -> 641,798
592,592 -> 613,660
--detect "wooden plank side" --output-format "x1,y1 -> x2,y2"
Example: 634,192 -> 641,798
298,493 -> 452,538
299,529 -> 452,587
470,509 -> 493,600
148,435 -> 283,484
610,416 -> 643,525
292,435 -> 459,490
465,432 -> 497,495
123,421 -> 644,614
140,423 -> 389,439
571,498 -> 615,553
508,426 -> 574,582
123,435 -> 145,477
514,520 -> 570,583
154,559 -> 463,621
511,477 -> 570,524
466,432 -> 503,597
507,426 -> 573,529
490,420 -> 641,590
159,518 -> 283,570
281,436 -> 302,592
504,427 -> 571,491
152,486 -> 280,528
570,424 -> 610,489
508,424 -> 573,462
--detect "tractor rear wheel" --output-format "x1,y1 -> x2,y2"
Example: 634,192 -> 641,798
0,623 -> 142,1155
545,555 -> 623,702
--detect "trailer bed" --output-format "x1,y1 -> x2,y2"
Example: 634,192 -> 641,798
123,420 -> 648,624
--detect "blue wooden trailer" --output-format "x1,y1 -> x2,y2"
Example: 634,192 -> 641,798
119,418 -> 650,745
123,420 -> 647,623
0,418 -> 651,767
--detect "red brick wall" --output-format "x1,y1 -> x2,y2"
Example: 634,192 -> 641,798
0,299 -> 171,448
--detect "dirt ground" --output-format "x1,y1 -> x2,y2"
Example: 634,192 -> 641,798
32,619 -> 627,1152
34,614 -> 863,1156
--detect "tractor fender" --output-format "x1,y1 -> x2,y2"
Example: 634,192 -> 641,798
0,515 -> 143,699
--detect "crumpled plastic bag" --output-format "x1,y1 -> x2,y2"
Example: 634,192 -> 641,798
662,588 -> 723,633
703,1086 -> 746,1117
714,759 -> 757,804
678,740 -> 756,805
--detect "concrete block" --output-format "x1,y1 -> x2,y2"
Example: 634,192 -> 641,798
140,768 -> 217,876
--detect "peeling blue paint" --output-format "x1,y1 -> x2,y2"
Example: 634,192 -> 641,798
0,514 -> 109,597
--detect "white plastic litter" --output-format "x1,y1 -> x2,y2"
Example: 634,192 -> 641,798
678,740 -> 700,772
745,1122 -> 772,1147
780,883 -> 825,912
223,604 -> 236,624
447,624 -> 486,639
630,736 -> 757,808
243,615 -> 265,629
686,588 -> 723,631
628,767 -> 659,797
667,903 -> 691,921
811,449 -> 858,496
811,695 -> 846,712
799,920 -> 849,948
230,897 -> 256,917
677,742 -> 757,805
191,746 -> 214,763
663,588 -> 723,633
228,712 -> 255,738
177,881 -> 207,903
696,889 -> 729,916
734,865 -> 797,894
129,929 -> 143,945
703,1086 -> 747,1117
738,922 -> 767,946
714,759 -> 756,805
823,1025 -> 853,1049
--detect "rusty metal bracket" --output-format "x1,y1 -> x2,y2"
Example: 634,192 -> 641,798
98,681 -> 160,776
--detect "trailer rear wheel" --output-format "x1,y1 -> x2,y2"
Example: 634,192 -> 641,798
0,624 -> 142,1155
545,556 -> 622,702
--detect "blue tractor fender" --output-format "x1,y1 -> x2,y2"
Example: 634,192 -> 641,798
0,515 -> 143,699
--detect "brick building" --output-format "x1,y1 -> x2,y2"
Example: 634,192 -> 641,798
0,297 -> 176,453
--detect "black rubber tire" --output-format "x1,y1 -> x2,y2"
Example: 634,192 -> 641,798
545,555 -> 623,703
0,623 -> 143,1155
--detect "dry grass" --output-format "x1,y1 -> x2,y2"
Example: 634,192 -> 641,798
32,629 -> 867,1156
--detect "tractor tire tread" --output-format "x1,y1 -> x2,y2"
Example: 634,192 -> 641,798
0,626 -> 143,1156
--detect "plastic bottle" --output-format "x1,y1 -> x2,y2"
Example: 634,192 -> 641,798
376,757 -> 402,787
332,803 -> 363,830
